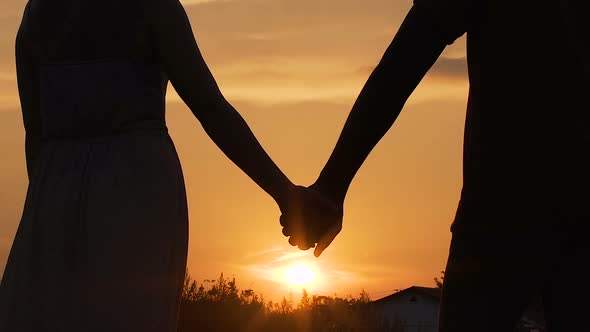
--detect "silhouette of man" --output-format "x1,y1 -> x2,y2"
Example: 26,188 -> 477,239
281,2 -> 590,331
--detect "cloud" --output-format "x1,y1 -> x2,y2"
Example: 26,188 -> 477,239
180,0 -> 412,66
181,0 -> 235,6
243,247 -> 284,258
357,56 -> 468,81
230,246 -> 410,298
0,71 -> 14,81
165,55 -> 374,105
0,72 -> 18,109
429,56 -> 468,80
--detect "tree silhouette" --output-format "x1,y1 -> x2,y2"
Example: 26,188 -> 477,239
298,289 -> 311,310
179,270 -> 405,332
434,270 -> 445,289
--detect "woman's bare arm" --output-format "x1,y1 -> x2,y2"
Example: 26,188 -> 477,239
146,0 -> 295,208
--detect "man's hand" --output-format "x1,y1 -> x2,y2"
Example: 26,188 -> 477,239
308,182 -> 343,257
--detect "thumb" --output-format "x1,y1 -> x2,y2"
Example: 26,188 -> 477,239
313,225 -> 341,258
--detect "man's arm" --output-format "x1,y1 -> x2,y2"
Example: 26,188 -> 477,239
312,5 -> 451,256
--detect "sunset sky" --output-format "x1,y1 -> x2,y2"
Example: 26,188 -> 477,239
0,0 -> 469,301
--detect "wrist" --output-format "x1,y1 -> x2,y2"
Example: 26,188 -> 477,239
312,177 -> 346,207
274,179 -> 297,212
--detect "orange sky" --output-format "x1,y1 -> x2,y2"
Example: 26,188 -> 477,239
0,0 -> 469,301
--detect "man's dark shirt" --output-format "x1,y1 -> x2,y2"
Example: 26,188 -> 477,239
414,0 -> 590,232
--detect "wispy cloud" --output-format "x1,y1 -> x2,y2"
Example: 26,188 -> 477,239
0,72 -> 18,109
228,246 -> 408,298
233,247 -> 321,288
429,56 -> 468,80
0,71 -> 14,81
243,247 -> 283,258
357,56 -> 468,81
181,0 -> 235,6
271,250 -> 308,263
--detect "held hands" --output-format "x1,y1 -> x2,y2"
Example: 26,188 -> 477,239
279,183 -> 343,257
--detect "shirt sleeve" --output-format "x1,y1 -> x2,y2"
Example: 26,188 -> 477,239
413,0 -> 475,44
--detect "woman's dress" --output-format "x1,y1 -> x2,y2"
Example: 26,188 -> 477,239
0,10 -> 189,332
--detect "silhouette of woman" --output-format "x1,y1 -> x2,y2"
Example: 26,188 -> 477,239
0,0 -> 331,330
281,2 -> 590,331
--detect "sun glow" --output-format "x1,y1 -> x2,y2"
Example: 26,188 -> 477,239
286,264 -> 316,286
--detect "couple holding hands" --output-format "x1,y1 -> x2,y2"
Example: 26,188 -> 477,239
2,0 -> 589,331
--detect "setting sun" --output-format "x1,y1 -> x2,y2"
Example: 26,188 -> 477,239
286,264 -> 315,286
